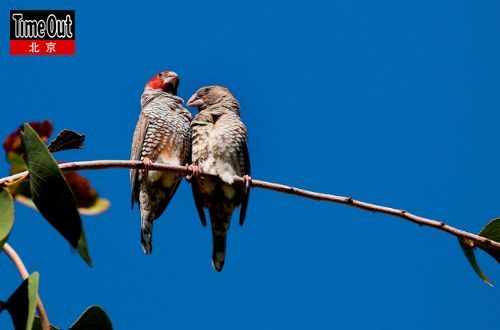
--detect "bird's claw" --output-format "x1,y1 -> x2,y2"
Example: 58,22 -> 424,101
185,163 -> 194,181
186,163 -> 203,181
142,157 -> 153,177
243,175 -> 252,193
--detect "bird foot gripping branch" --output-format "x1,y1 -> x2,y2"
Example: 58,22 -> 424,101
142,157 -> 153,176
243,175 -> 252,193
185,163 -> 204,181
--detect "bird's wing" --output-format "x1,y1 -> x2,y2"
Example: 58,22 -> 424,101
190,112 -> 211,226
191,180 -> 207,226
191,112 -> 213,167
130,113 -> 149,208
217,112 -> 251,225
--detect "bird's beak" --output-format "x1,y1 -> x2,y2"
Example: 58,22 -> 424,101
163,73 -> 178,85
186,94 -> 204,107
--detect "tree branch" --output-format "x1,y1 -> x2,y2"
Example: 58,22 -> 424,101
3,243 -> 50,330
0,159 -> 498,251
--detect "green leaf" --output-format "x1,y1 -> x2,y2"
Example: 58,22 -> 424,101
21,124 -> 91,266
4,123 -> 108,217
477,218 -> 500,263
69,306 -> 113,330
32,316 -> 60,330
0,188 -> 14,250
6,272 -> 39,330
459,239 -> 492,286
47,130 -> 85,153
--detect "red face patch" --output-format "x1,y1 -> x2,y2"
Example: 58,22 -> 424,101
146,75 -> 167,90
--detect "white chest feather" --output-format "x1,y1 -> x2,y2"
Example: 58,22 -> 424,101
197,129 -> 239,184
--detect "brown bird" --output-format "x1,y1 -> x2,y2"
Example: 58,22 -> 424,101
130,70 -> 192,254
187,86 -> 251,271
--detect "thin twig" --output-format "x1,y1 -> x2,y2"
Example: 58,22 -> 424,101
0,159 -> 499,251
3,243 -> 50,330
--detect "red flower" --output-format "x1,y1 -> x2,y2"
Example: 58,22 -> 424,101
3,120 -> 53,154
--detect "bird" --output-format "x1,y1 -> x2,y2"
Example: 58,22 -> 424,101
130,70 -> 192,254
186,85 -> 251,271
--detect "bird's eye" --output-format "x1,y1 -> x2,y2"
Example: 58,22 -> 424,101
158,73 -> 162,77
204,88 -> 210,93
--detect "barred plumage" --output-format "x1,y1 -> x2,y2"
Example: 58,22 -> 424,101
187,86 -> 250,271
130,71 -> 192,254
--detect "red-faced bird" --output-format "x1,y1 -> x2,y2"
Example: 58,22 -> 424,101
187,86 -> 251,271
130,70 -> 192,254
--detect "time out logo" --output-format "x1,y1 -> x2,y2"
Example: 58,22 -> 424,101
10,10 -> 75,55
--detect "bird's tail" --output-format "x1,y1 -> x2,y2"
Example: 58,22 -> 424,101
141,214 -> 154,254
212,230 -> 227,272
209,209 -> 231,272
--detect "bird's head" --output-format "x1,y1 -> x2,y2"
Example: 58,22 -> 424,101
145,70 -> 179,95
186,86 -> 238,110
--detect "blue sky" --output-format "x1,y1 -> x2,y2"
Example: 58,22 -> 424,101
1,0 -> 499,329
